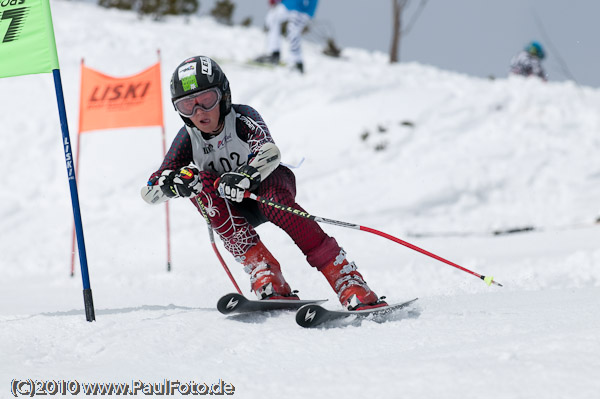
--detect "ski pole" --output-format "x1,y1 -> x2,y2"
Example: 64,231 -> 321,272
195,197 -> 243,294
206,224 -> 243,295
245,192 -> 502,287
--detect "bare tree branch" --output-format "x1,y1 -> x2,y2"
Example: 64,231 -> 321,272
389,0 -> 428,64
403,0 -> 428,35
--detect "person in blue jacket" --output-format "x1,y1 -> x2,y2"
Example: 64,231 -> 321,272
254,0 -> 319,73
510,41 -> 547,81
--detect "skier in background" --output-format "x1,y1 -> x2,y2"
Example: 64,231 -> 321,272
145,55 -> 386,311
254,0 -> 319,73
510,41 -> 547,80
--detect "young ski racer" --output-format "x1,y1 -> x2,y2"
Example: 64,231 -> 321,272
144,55 -> 387,311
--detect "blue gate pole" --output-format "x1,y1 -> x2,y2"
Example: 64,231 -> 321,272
52,69 -> 96,322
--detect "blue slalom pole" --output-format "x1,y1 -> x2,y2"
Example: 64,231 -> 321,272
52,69 -> 96,322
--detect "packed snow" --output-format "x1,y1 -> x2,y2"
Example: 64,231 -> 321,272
1,1 -> 599,398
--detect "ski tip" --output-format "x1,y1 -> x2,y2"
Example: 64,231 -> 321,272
295,297 -> 419,328
295,304 -> 327,328
216,293 -> 246,315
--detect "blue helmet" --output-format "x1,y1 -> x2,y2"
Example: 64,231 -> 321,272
525,41 -> 545,60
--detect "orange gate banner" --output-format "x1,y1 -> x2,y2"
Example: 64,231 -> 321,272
79,62 -> 164,133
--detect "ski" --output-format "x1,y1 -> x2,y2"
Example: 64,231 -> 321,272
245,60 -> 286,69
216,292 -> 327,315
141,185 -> 168,205
295,298 -> 419,328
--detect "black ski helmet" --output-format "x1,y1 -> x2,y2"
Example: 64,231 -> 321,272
170,56 -> 231,127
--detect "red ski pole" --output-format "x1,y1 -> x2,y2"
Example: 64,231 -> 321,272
205,224 -> 243,295
245,192 -> 502,287
195,197 -> 243,294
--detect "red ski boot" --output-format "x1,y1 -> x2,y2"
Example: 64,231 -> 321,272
320,249 -> 387,310
240,241 -> 298,300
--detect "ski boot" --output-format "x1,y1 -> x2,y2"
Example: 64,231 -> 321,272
320,249 -> 387,310
293,62 -> 304,74
239,241 -> 298,300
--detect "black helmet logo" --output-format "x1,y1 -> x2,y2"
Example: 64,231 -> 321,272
199,56 -> 215,84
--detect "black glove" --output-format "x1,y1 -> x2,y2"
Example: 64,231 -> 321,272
158,165 -> 202,198
217,165 -> 261,202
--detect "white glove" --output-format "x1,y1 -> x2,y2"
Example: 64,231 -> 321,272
217,165 -> 261,202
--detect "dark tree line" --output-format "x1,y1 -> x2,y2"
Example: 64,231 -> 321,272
97,0 -> 427,63
98,0 -> 199,20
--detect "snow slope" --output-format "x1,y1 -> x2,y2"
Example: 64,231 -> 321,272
1,1 -> 599,398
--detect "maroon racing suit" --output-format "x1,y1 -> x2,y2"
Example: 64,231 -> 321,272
148,104 -> 341,270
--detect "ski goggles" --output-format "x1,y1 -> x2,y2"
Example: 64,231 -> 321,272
173,88 -> 222,117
